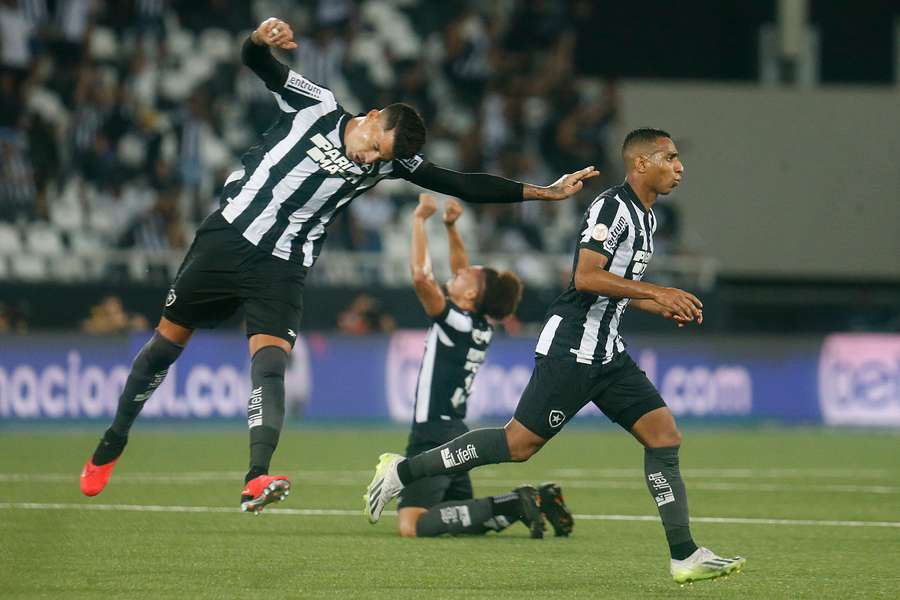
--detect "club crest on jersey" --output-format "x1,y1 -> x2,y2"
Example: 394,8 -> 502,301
306,133 -> 364,183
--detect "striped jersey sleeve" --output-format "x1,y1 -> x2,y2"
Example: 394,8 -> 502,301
388,154 -> 427,179
579,196 -> 631,260
270,70 -> 336,113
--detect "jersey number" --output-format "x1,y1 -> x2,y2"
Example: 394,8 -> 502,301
450,372 -> 476,408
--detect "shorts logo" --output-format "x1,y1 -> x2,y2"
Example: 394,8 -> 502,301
548,410 -> 566,428
165,289 -> 176,307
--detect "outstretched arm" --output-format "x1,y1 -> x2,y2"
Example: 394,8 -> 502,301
410,194 -> 447,318
405,163 -> 599,204
242,17 -> 297,88
442,199 -> 469,273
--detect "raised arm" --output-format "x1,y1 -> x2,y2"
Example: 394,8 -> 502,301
442,198 -> 469,273
242,18 -> 297,89
405,163 -> 599,204
410,194 -> 447,317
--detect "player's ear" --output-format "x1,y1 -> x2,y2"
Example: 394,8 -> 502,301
636,154 -> 647,173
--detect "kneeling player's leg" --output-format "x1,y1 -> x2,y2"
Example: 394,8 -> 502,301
407,475 -> 528,537
245,335 -> 291,482
398,473 -> 454,537
414,498 -> 508,537
398,508 -> 428,537
92,319 -> 191,465
630,406 -> 697,560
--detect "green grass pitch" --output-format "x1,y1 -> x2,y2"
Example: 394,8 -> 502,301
1,426 -> 898,599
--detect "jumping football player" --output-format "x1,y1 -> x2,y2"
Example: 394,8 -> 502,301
79,16 -> 598,514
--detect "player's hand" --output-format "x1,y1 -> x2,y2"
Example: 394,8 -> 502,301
252,17 -> 298,50
415,193 -> 438,220
442,198 -> 463,225
660,308 -> 702,328
543,166 -> 599,201
653,287 -> 703,322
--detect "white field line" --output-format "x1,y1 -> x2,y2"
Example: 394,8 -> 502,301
545,467 -> 892,479
3,471 -> 898,495
1,502 -> 899,529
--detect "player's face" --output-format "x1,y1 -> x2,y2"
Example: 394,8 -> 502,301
345,110 -> 397,164
645,138 -> 684,195
447,266 -> 484,305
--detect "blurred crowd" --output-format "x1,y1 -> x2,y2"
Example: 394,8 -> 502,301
0,0 -> 671,282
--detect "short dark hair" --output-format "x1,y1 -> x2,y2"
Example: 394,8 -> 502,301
479,268 -> 524,320
621,127 -> 672,158
382,103 -> 426,159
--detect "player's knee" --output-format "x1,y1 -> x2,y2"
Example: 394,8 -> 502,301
647,428 -> 682,448
251,346 -> 288,379
398,523 -> 418,538
506,436 -> 544,462
504,422 -> 546,461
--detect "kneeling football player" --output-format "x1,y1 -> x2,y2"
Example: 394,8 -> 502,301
392,194 -> 574,539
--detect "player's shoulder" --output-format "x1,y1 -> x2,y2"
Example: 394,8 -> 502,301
284,69 -> 334,102
392,154 -> 426,174
591,183 -> 629,207
439,299 -> 477,333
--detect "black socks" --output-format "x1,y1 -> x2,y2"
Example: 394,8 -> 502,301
644,446 -> 698,560
92,333 -> 184,465
109,333 -> 184,438
489,492 -> 525,520
91,428 -> 129,465
245,346 -> 288,482
397,428 -> 512,486
414,494 -> 522,537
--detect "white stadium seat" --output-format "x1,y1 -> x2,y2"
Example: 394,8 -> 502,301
0,223 -> 22,254
49,199 -> 85,231
48,253 -> 86,281
24,225 -> 65,257
10,255 -> 47,280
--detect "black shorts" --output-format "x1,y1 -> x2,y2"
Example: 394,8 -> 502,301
162,211 -> 308,345
514,352 -> 666,439
398,420 -> 474,510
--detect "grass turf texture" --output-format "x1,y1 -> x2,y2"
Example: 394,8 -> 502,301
1,427 -> 898,599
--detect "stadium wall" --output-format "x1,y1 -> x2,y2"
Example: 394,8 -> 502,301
618,82 -> 900,279
1,332 -> 898,427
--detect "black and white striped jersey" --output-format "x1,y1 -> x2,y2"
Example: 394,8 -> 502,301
413,300 -> 494,423
218,68 -> 425,267
535,181 -> 656,365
